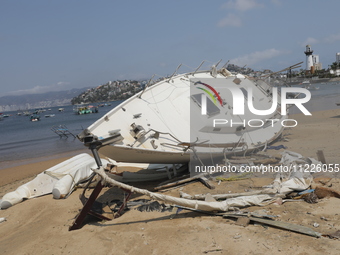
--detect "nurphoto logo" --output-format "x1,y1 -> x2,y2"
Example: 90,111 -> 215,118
196,83 -> 311,116
192,78 -> 312,129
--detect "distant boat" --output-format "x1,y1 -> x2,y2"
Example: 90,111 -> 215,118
308,85 -> 319,90
305,84 -> 319,90
30,115 -> 40,121
58,108 -> 65,112
44,114 -> 55,118
73,105 -> 98,115
300,80 -> 319,90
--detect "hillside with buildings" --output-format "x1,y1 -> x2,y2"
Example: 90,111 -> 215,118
70,80 -> 147,105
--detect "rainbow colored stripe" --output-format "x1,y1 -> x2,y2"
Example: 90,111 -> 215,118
195,81 -> 223,106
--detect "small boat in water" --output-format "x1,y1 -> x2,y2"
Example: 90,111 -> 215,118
300,80 -> 319,90
73,104 -> 98,115
78,65 -> 288,165
30,113 -> 40,121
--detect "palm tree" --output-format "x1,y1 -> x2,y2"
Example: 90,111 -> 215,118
330,62 -> 340,71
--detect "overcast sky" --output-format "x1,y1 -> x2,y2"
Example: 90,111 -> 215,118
1,0 -> 340,96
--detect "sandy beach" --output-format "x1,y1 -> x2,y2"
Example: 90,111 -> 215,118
1,108 -> 340,255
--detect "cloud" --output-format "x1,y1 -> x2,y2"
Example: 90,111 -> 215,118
217,13 -> 242,27
324,33 -> 340,44
301,33 -> 340,47
222,0 -> 263,12
301,37 -> 319,47
3,82 -> 71,96
218,0 -> 264,27
230,48 -> 286,66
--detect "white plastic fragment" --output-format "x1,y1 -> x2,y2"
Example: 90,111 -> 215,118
0,153 -> 108,209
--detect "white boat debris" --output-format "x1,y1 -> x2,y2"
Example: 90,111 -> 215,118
0,154 -> 186,209
89,150 -> 318,213
0,153 -> 109,209
77,66 -> 290,165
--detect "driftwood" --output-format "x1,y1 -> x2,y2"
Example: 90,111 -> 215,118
223,214 -> 322,238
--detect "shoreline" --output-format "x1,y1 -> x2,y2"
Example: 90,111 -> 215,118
0,148 -> 89,171
0,149 -> 91,189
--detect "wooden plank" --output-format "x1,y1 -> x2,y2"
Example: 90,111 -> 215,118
69,181 -> 104,231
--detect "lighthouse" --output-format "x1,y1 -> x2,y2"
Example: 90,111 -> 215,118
304,45 -> 314,72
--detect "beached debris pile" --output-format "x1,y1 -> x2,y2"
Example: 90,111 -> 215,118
65,150 -> 339,237
88,150 -> 313,213
1,149 -> 340,239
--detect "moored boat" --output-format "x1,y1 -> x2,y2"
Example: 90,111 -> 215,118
73,104 -> 98,115
30,113 -> 40,121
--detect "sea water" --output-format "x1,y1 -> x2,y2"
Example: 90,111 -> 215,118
0,101 -> 123,169
289,81 -> 340,113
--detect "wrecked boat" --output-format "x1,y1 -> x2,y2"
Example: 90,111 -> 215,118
78,64 -> 287,164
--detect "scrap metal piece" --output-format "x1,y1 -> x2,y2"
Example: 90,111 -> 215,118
223,215 -> 322,238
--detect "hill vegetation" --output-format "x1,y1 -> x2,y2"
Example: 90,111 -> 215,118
71,80 -> 147,105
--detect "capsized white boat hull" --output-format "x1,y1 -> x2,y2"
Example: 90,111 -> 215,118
99,144 -> 190,164
79,69 -> 287,164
